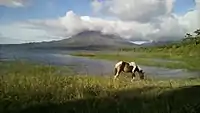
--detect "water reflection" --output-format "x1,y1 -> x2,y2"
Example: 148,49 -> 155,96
1,49 -> 200,78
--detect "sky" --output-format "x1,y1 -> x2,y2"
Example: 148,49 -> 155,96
0,0 -> 199,44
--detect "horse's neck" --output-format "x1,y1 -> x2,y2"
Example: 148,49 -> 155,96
129,62 -> 143,72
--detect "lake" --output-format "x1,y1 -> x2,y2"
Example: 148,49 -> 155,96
0,48 -> 200,79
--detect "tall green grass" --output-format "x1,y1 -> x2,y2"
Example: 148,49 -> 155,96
1,61 -> 200,113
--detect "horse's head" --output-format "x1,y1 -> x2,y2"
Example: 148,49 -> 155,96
138,70 -> 145,79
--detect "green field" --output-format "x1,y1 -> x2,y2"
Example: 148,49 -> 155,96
1,61 -> 200,113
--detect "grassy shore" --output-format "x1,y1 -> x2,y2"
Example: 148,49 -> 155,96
71,51 -> 200,71
1,60 -> 200,113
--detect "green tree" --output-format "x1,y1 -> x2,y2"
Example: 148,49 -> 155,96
194,28 -> 200,36
185,33 -> 192,38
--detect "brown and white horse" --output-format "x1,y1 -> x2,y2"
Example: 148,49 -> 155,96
114,61 -> 145,81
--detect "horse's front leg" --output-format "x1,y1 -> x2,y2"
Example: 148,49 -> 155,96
131,72 -> 136,82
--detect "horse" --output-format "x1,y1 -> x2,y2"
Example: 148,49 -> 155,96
114,61 -> 145,81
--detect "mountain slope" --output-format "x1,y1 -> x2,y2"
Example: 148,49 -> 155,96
26,31 -> 138,50
61,31 -> 135,46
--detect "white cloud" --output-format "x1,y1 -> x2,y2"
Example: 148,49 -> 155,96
0,22 -> 63,44
91,0 -> 176,22
178,10 -> 200,34
56,10 -> 198,41
0,0 -> 199,44
91,0 -> 103,13
57,11 -> 155,40
0,0 -> 27,7
196,0 -> 200,8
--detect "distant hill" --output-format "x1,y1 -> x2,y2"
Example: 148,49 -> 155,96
134,30 -> 200,54
140,40 -> 177,47
57,31 -> 137,48
2,31 -> 184,51
3,31 -> 138,51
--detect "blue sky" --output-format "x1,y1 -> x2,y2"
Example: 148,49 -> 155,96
174,0 -> 196,15
0,0 -> 94,24
0,0 -> 198,44
0,0 -> 196,23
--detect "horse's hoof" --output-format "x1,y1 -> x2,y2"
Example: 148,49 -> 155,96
131,79 -> 135,82
113,77 -> 117,80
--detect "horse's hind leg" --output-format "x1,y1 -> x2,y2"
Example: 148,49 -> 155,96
114,67 -> 117,75
114,67 -> 121,79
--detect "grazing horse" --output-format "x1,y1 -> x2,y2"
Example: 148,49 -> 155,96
114,61 -> 145,81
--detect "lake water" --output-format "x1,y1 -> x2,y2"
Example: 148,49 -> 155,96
1,48 -> 200,79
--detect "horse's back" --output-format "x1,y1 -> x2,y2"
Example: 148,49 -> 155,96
115,61 -> 123,68
129,62 -> 136,67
